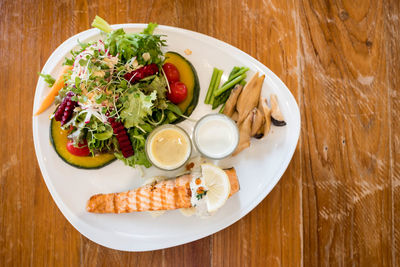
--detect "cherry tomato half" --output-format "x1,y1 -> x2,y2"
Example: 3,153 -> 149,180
162,63 -> 180,83
66,140 -> 90,156
167,81 -> 188,104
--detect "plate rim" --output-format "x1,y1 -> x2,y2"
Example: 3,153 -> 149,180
32,23 -> 301,251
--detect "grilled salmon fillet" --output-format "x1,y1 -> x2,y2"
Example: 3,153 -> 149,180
87,168 -> 239,213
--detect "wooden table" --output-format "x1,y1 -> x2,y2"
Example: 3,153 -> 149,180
1,0 -> 399,266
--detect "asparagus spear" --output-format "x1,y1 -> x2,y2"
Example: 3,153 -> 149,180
209,70 -> 223,105
214,74 -> 247,97
205,68 -> 219,104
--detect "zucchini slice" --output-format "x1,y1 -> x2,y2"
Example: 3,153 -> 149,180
164,51 -> 200,122
50,119 -> 116,169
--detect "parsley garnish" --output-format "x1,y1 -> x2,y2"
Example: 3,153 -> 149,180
196,190 -> 208,200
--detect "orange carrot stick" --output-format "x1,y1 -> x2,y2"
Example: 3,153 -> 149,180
34,65 -> 73,116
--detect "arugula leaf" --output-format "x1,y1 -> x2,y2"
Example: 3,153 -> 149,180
38,73 -> 55,87
97,18 -> 165,64
104,28 -> 126,57
120,90 -> 157,128
133,33 -> 166,65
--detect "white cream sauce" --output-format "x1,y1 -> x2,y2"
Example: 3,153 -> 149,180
194,114 -> 239,159
187,166 -> 211,218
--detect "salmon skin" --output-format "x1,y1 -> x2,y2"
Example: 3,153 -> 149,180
87,168 -> 240,214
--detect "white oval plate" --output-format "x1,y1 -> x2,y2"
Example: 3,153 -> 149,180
33,24 -> 300,251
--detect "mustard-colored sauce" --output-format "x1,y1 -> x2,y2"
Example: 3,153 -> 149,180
150,128 -> 190,169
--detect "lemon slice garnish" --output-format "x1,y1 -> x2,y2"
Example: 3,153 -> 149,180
201,163 -> 231,212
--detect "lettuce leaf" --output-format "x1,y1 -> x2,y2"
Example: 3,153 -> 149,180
114,151 -> 151,168
141,75 -> 168,109
120,90 -> 157,128
114,126 -> 152,168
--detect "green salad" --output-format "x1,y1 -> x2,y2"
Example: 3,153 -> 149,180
47,16 -> 190,168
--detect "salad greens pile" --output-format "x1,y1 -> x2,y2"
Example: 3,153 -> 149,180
51,16 -> 184,168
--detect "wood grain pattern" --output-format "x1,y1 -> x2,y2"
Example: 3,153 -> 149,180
386,0 -> 400,265
0,0 -> 398,266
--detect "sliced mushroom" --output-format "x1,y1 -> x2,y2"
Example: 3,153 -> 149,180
231,111 -> 239,122
232,111 -> 253,156
258,97 -> 265,115
261,98 -> 272,135
223,84 -> 243,117
236,73 -> 262,125
254,97 -> 266,138
251,108 -> 265,139
270,94 -> 286,126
